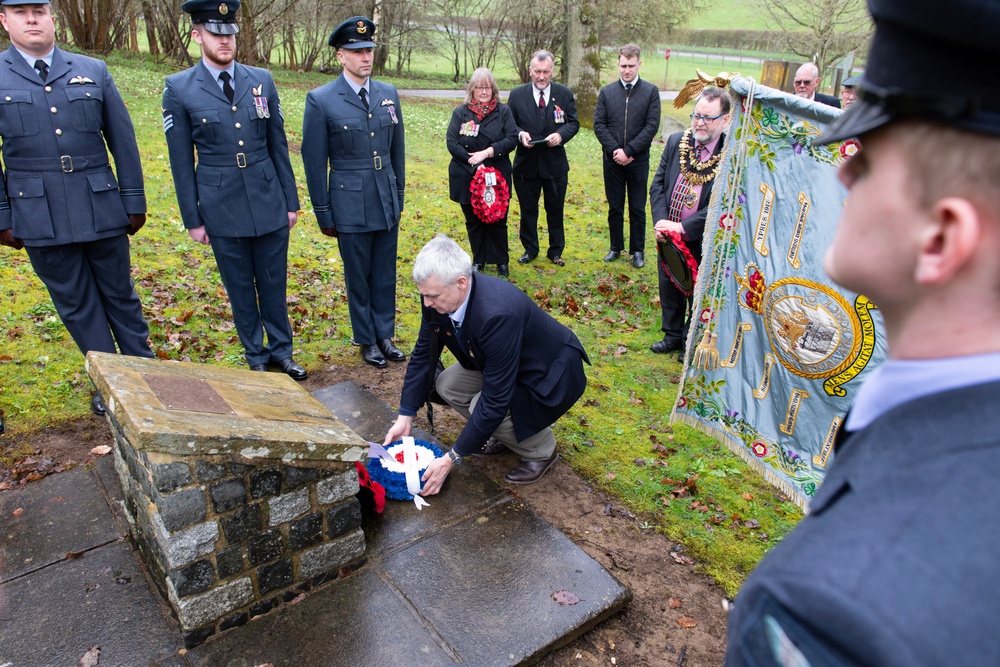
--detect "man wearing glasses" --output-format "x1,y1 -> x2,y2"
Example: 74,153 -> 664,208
793,62 -> 841,108
647,87 -> 730,355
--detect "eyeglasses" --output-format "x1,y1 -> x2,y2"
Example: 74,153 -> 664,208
793,79 -> 817,85
690,113 -> 725,123
474,85 -> 492,91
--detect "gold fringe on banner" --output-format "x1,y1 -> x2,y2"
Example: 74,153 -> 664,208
673,413 -> 810,512
673,70 -> 733,109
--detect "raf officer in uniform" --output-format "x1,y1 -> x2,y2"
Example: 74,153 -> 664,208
163,0 -> 306,380
301,17 -> 406,369
726,0 -> 1000,665
0,0 -> 152,415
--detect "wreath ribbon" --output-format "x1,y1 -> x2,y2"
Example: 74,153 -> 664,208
469,165 -> 510,224
402,436 -> 430,510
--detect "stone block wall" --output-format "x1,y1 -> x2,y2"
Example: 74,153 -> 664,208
107,411 -> 366,649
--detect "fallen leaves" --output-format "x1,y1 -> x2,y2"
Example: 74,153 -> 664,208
670,551 -> 695,566
676,616 -> 698,629
77,645 -> 100,667
12,507 -> 23,517
668,597 -> 683,609
552,590 -> 581,606
89,445 -> 112,456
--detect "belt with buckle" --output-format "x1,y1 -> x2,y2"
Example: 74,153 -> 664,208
2,153 -> 109,173
330,156 -> 389,171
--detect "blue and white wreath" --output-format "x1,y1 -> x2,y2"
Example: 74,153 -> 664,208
367,437 -> 443,509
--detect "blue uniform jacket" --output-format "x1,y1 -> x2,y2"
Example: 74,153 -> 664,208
399,274 -> 590,457
300,73 -> 405,233
0,45 -> 145,246
162,61 -> 299,237
726,380 -> 1000,667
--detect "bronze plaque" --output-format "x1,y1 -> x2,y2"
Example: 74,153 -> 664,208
142,374 -> 235,414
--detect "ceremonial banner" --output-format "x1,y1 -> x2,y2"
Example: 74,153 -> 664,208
672,77 -> 887,508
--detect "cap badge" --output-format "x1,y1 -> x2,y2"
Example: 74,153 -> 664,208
218,3 -> 228,15
356,20 -> 367,34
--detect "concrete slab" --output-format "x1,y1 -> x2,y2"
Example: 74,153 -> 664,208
383,497 -> 632,666
0,466 -> 122,583
186,567 -> 458,667
0,541 -> 183,666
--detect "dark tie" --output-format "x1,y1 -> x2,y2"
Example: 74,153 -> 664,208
219,70 -> 234,103
538,90 -> 545,115
359,87 -> 369,110
624,82 -> 632,96
34,59 -> 48,82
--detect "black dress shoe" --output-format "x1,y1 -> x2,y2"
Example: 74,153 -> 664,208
504,452 -> 559,485
497,264 -> 509,277
603,250 -> 620,262
517,252 -> 536,264
249,363 -> 268,371
632,251 -> 645,268
377,338 -> 406,362
474,437 -> 509,457
550,255 -> 565,267
361,344 -> 388,368
473,263 -> 485,273
91,392 -> 106,416
270,357 -> 308,380
650,338 -> 684,354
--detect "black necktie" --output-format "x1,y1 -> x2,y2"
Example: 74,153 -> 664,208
359,87 -> 369,110
624,82 -> 632,95
219,71 -> 234,103
34,59 -> 48,82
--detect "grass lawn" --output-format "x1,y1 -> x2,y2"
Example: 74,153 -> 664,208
0,52 -> 801,596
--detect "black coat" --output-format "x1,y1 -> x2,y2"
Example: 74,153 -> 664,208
726,380 -> 1000,666
593,77 -> 661,162
507,82 -> 579,180
648,130 -> 726,262
399,274 -> 590,456
814,92 -> 841,108
445,102 -> 519,204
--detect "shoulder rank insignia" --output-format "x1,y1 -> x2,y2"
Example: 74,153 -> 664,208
68,76 -> 96,85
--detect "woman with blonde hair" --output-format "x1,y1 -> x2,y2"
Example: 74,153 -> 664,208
446,68 -> 519,276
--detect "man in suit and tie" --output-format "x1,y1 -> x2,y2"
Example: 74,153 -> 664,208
594,44 -> 661,269
648,87 -> 729,355
301,16 -> 406,369
507,50 -> 579,267
162,0 -> 306,380
0,0 -> 152,415
793,62 -> 841,108
383,235 -> 590,493
726,0 -> 1000,663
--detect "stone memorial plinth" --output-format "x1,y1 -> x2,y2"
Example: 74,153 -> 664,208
86,352 -> 368,648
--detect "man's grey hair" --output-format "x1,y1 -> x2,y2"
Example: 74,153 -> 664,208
799,62 -> 819,79
531,50 -> 555,65
412,235 -> 473,286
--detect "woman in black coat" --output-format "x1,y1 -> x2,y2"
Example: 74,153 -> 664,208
446,68 -> 519,276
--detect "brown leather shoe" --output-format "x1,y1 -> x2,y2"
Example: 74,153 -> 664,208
474,437 -> 509,457
504,452 -> 559,485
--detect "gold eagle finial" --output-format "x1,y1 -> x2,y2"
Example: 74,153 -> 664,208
673,70 -> 732,109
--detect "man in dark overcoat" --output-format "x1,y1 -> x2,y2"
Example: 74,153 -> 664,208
163,0 -> 306,380
0,0 -> 151,415
725,0 -> 1000,665
301,16 -> 406,369
507,50 -> 579,267
593,44 -> 661,268
647,87 -> 728,355
383,235 -> 590,493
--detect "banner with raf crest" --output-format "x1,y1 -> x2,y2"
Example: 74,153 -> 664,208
673,76 -> 888,508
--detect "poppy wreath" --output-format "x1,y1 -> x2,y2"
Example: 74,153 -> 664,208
367,438 -> 444,500
659,229 -> 700,296
469,166 -> 510,224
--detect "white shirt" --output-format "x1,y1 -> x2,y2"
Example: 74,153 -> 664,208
449,284 -> 472,328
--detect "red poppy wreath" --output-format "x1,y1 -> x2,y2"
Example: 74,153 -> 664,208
469,166 -> 510,224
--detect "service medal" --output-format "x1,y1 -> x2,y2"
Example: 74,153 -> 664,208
459,120 -> 479,136
388,105 -> 398,124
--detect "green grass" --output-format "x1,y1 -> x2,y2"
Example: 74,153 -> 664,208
684,0 -> 775,31
0,54 -> 801,596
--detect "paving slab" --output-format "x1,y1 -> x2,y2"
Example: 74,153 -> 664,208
0,466 -> 122,583
0,541 -> 183,666
382,497 -> 632,666
187,567 -> 458,667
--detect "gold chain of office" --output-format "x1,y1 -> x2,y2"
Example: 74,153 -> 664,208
678,129 -> 722,186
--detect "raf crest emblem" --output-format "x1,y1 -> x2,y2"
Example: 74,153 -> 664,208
356,20 -> 367,34
218,3 -> 229,15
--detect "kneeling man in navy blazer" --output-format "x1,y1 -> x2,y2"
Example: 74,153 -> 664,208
383,235 -> 590,494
